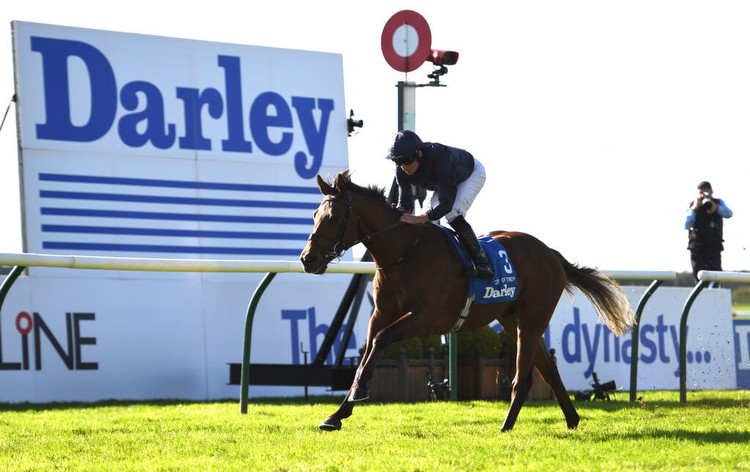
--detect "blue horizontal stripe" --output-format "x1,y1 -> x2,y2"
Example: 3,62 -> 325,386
41,224 -> 309,240
40,190 -> 319,209
40,207 -> 313,225
39,173 -> 320,194
42,241 -> 303,256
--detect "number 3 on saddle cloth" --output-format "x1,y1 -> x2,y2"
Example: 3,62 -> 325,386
433,225 -> 519,332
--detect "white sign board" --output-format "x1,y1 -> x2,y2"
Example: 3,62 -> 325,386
12,21 -> 347,260
2,21 -> 363,402
540,286 -> 736,392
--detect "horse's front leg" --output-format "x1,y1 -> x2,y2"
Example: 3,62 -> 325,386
318,310 -> 387,431
349,308 -> 433,402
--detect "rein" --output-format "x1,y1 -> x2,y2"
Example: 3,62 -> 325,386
310,194 -> 403,262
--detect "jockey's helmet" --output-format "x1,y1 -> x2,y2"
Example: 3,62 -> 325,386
386,130 -> 423,161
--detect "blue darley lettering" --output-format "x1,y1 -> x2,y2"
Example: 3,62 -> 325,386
557,308 -> 685,379
30,36 -> 335,179
281,307 -> 357,365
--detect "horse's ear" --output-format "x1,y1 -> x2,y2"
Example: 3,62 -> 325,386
333,170 -> 351,195
317,175 -> 334,195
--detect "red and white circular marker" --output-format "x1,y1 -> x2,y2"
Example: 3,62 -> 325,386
16,311 -> 32,335
381,10 -> 432,72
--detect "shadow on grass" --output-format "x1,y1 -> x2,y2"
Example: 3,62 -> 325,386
2,393 -> 746,414
552,427 -> 750,445
0,395 -> 344,412
572,395 -> 750,412
619,429 -> 750,444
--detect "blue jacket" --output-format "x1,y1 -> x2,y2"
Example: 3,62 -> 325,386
395,142 -> 475,221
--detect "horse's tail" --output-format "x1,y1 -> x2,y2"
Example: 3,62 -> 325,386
552,249 -> 635,335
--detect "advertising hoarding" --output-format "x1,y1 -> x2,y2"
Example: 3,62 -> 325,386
1,22 -> 741,403
3,21 -> 363,402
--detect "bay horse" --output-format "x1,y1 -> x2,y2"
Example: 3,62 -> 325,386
300,170 -> 633,432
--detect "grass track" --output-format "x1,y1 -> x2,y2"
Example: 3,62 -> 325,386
1,391 -> 749,471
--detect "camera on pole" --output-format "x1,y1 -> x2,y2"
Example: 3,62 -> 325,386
425,50 -> 459,86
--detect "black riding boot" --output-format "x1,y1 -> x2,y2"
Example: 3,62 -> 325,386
450,216 -> 494,280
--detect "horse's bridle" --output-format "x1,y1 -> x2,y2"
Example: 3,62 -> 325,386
308,193 -> 401,261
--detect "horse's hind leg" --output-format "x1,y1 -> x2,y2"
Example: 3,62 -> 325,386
501,327 -> 539,432
534,346 -> 579,429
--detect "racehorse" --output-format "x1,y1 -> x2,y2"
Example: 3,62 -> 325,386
300,170 -> 634,432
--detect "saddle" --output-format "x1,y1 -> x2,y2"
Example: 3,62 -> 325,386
433,224 -> 519,332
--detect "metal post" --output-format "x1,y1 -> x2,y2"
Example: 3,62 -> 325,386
240,272 -> 277,414
448,333 -> 458,401
0,266 -> 26,368
679,280 -> 708,403
0,266 -> 25,314
397,81 -> 417,131
628,279 -> 663,402
334,271 -> 371,368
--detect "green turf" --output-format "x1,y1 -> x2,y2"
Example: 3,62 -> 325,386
1,391 -> 749,471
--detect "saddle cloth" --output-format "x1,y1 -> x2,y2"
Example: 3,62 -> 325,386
433,224 -> 519,332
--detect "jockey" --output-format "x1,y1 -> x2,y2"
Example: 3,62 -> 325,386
386,130 -> 494,280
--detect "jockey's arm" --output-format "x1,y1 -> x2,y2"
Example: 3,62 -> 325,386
400,213 -> 430,225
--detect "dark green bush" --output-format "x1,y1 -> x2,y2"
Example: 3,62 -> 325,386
379,326 -> 514,361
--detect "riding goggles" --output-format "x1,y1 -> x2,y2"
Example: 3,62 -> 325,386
392,153 -> 417,166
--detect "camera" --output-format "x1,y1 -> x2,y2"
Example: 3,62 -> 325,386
427,50 -> 459,66
425,370 -> 450,401
574,372 -> 617,401
347,109 -> 363,136
701,192 -> 714,210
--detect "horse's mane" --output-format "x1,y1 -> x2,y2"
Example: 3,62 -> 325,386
333,170 -> 395,212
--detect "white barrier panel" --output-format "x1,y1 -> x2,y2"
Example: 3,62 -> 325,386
539,286 -> 736,392
0,269 -> 375,402
1,257 -> 738,402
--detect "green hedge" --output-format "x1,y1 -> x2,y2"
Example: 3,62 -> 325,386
380,326 -> 515,361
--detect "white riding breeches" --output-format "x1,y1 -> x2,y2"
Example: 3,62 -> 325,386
430,157 -> 486,224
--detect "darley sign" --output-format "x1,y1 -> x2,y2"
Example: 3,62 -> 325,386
12,21 -> 348,258
2,22 -> 359,403
30,37 -> 333,179
22,29 -> 337,180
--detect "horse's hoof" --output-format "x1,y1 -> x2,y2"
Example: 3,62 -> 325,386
318,417 -> 341,431
348,388 -> 370,402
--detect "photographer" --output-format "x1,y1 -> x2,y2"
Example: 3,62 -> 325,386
684,181 -> 733,283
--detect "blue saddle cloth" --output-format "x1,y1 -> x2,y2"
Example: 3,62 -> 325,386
433,224 -> 519,331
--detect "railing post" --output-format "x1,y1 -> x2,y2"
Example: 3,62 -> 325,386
0,266 -> 26,314
679,280 -> 708,403
448,333 -> 458,401
240,272 -> 277,414
628,279 -> 663,402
